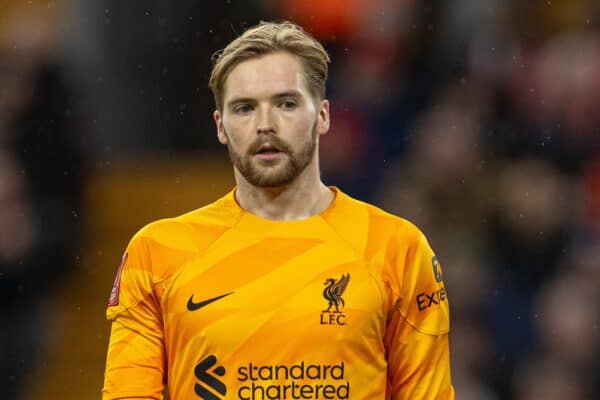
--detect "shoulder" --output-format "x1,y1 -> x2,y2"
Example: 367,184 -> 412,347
337,190 -> 424,247
124,194 -> 239,279
131,194 -> 238,247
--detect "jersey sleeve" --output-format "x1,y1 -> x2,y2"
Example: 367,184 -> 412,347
102,234 -> 166,400
384,229 -> 454,400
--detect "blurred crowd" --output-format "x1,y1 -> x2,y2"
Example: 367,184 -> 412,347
0,0 -> 86,398
0,0 -> 598,399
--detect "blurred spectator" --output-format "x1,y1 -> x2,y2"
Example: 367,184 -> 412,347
516,261 -> 599,399
514,357 -> 589,400
0,1 -> 85,398
489,158 -> 571,291
375,85 -> 493,244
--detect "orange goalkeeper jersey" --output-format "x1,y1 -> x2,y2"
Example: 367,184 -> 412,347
103,188 -> 454,400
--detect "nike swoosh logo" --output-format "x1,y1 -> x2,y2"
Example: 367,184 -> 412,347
187,292 -> 233,311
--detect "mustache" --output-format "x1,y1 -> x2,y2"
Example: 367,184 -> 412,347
247,135 -> 292,155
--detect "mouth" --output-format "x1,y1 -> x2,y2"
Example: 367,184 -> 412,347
254,143 -> 284,160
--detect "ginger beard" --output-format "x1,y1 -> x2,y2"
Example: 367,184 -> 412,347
225,121 -> 318,188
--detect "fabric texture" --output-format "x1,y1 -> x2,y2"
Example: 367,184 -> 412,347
103,188 -> 453,400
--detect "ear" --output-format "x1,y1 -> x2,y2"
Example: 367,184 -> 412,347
214,109 -> 228,144
316,99 -> 330,136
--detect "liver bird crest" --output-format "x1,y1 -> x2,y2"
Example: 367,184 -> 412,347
322,273 -> 350,313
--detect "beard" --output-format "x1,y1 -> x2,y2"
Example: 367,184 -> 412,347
225,122 -> 318,188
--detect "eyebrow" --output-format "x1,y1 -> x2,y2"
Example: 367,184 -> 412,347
271,90 -> 302,100
226,90 -> 303,108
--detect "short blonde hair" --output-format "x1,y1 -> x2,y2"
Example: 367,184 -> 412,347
209,21 -> 330,110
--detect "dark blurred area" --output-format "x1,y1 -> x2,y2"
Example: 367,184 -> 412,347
0,1 -> 598,399
0,0 -> 85,398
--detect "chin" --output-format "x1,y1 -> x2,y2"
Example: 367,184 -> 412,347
248,168 -> 297,188
254,175 -> 296,188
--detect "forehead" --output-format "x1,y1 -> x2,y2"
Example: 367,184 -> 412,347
223,52 -> 309,100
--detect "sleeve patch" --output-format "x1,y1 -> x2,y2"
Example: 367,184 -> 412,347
432,256 -> 444,283
108,252 -> 128,306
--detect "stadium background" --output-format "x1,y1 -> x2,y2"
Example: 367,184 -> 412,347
0,1 -> 598,399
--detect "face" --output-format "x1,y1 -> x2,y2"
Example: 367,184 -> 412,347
214,51 -> 329,188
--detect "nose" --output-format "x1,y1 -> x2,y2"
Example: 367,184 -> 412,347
256,105 -> 276,135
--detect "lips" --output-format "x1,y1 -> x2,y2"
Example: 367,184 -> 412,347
256,143 -> 281,154
249,136 -> 290,161
254,143 -> 285,161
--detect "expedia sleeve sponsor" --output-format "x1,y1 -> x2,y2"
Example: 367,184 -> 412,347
398,234 -> 450,335
236,362 -> 349,399
416,285 -> 447,312
383,230 -> 454,399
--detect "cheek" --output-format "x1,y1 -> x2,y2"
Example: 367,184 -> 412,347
222,119 -> 246,147
284,112 -> 315,137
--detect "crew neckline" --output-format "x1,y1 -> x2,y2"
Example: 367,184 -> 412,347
225,186 -> 342,233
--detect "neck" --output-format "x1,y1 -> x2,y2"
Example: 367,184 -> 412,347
234,163 -> 334,221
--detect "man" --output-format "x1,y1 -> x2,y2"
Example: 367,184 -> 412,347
103,21 -> 454,400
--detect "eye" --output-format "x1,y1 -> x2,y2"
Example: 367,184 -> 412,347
280,99 -> 297,110
234,104 -> 252,114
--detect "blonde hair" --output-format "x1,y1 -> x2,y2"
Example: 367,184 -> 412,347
209,21 -> 330,110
